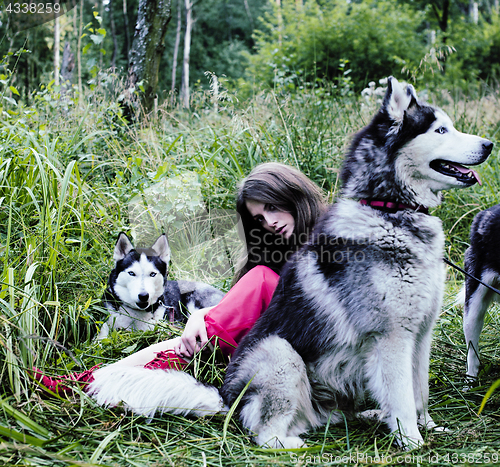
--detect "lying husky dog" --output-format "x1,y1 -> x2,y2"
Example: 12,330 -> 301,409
98,232 -> 225,339
88,78 -> 492,449
463,204 -> 500,380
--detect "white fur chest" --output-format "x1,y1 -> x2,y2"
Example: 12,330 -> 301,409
328,199 -> 445,330
97,304 -> 166,339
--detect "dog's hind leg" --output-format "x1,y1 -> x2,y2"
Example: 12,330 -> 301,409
234,336 -> 319,449
366,334 -> 423,449
463,275 -> 497,380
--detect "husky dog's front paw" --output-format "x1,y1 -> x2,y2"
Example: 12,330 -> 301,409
462,375 -> 479,392
395,432 -> 424,451
356,409 -> 383,423
417,413 -> 450,432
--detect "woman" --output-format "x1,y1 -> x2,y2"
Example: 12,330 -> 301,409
35,162 -> 327,395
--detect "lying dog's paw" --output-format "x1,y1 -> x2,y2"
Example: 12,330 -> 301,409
259,435 -> 306,450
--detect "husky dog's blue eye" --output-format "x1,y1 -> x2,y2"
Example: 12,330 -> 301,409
435,126 -> 447,134
128,271 -> 135,276
150,272 -> 157,277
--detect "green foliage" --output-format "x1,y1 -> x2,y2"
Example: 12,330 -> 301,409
241,1 -> 500,94
246,1 -> 428,92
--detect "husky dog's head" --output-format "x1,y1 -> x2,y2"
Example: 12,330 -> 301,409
110,233 -> 170,310
341,77 -> 493,208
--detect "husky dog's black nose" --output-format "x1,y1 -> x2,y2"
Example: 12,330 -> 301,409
138,292 -> 149,303
483,140 -> 494,155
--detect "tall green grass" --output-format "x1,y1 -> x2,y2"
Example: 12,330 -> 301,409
0,80 -> 499,465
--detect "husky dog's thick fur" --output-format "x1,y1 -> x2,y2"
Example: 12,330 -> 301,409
463,204 -> 500,380
98,233 -> 225,339
88,78 -> 492,449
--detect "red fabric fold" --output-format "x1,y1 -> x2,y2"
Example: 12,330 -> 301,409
204,265 -> 279,356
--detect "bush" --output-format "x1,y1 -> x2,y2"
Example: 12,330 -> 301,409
245,0 -> 428,92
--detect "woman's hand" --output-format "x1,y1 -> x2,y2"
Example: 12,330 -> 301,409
174,307 -> 214,358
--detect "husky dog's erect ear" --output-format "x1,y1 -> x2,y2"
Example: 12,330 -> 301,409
383,76 -> 418,123
150,234 -> 171,265
114,232 -> 135,262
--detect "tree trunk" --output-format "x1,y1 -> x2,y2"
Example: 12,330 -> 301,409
122,0 -> 131,59
276,0 -> 282,46
128,0 -> 172,113
54,14 -> 60,85
431,0 -> 450,35
61,41 -> 75,93
180,0 -> 193,108
243,0 -> 254,30
109,0 -> 119,68
77,0 -> 83,96
171,0 -> 182,104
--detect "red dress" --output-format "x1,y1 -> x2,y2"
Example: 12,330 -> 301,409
144,265 -> 280,370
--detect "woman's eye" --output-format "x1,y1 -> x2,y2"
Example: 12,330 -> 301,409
128,271 -> 136,276
435,126 -> 447,134
266,203 -> 277,212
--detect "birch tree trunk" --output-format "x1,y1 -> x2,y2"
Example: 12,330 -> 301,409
171,0 -> 182,103
128,0 -> 172,113
276,0 -> 282,46
61,41 -> 75,92
77,0 -> 83,96
180,0 -> 193,108
54,14 -> 60,85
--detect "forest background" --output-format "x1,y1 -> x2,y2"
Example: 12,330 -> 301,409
1,0 -> 500,465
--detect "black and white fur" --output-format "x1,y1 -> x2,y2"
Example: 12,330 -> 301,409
87,78 -> 492,449
98,233 -> 225,339
463,205 -> 500,380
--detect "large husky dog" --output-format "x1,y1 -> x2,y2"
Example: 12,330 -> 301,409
463,204 -> 500,380
98,233 -> 225,339
88,78 -> 492,449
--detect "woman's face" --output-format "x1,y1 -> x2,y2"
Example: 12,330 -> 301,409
245,200 -> 295,239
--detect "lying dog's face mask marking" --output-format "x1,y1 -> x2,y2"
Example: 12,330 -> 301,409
112,233 -> 170,310
115,253 -> 166,309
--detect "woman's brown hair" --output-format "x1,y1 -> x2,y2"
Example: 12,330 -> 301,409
233,162 -> 327,282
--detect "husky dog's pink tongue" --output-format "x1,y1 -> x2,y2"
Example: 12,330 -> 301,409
450,162 -> 482,185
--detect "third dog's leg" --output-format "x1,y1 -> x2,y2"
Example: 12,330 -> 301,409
464,282 -> 495,379
366,334 -> 423,448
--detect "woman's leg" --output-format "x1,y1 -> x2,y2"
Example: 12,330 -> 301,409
34,337 -> 186,396
204,265 -> 279,356
110,337 -> 183,368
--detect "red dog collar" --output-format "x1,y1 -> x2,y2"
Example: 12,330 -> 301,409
359,199 -> 429,215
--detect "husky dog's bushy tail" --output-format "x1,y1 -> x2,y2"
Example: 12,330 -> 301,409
87,366 -> 225,419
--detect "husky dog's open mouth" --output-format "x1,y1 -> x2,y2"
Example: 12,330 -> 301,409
429,159 -> 484,186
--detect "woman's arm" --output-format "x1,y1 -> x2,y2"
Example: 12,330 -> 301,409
174,306 -> 214,357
